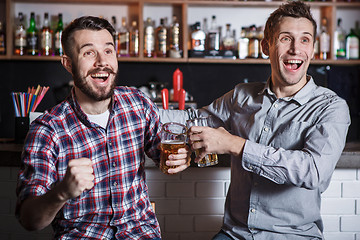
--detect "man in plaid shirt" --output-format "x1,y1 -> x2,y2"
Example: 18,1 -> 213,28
16,16 -> 190,239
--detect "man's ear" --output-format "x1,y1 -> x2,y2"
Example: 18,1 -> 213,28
61,55 -> 72,74
261,38 -> 269,56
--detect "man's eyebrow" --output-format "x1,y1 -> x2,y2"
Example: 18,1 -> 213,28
279,31 -> 313,37
79,42 -> 115,50
79,43 -> 93,50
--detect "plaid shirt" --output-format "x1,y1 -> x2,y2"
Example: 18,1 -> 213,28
16,87 -> 162,239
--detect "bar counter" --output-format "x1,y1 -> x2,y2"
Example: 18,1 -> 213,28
1,140 -> 360,168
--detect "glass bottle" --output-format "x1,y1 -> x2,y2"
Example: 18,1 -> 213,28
237,27 -> 249,59
129,20 -> 139,57
0,21 -> 6,55
155,18 -> 167,57
334,18 -> 346,59
248,25 -> 259,58
207,15 -> 220,51
111,16 -> 118,54
346,28 -> 359,60
222,24 -> 236,51
118,17 -> 130,57
319,17 -> 330,60
314,34 -> 320,59
14,12 -> 27,56
26,12 -> 38,56
191,22 -> 206,51
169,15 -> 181,58
144,17 -> 155,58
40,12 -> 52,56
54,13 -> 64,56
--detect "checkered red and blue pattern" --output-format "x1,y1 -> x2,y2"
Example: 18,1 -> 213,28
17,87 -> 162,239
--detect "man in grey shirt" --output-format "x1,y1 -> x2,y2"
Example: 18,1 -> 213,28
161,1 -> 350,239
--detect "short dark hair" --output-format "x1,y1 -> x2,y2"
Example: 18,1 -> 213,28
61,16 -> 116,58
264,1 -> 317,44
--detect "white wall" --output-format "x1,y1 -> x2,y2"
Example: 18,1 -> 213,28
1,167 -> 360,240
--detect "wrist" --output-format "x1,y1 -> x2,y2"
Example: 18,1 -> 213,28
229,136 -> 246,157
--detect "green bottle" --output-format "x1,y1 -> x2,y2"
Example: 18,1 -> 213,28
26,12 -> 39,56
54,13 -> 64,56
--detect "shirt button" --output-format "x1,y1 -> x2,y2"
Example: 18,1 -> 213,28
248,165 -> 253,170
251,208 -> 255,213
264,127 -> 269,132
274,103 -> 279,108
109,142 -> 112,147
113,182 -> 118,187
112,162 -> 116,167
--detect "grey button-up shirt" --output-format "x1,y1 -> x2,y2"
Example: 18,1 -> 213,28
160,77 -> 350,240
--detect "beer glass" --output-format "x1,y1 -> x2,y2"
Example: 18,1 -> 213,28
160,122 -> 187,174
186,117 -> 218,167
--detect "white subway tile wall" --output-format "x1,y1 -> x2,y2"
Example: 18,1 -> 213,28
0,167 -> 359,240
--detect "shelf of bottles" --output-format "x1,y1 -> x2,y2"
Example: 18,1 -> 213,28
0,0 -> 359,65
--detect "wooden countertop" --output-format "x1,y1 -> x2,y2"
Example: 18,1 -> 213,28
1,140 -> 360,168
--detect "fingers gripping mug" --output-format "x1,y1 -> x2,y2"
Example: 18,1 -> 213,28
160,122 -> 187,174
186,117 -> 218,167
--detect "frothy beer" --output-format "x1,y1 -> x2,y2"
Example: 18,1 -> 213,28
160,140 -> 186,174
197,152 -> 218,167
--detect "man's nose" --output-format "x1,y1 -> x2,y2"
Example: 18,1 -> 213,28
289,40 -> 301,55
95,52 -> 109,66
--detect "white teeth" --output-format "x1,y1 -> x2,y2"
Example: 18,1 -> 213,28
285,60 -> 302,64
91,73 -> 109,78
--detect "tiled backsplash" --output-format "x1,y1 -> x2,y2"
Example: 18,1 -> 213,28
0,167 -> 359,240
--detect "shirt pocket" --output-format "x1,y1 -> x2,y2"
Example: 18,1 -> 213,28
273,120 -> 312,149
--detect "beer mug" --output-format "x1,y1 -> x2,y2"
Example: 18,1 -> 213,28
186,117 -> 218,167
160,122 -> 187,174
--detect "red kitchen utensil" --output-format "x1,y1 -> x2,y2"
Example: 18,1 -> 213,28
178,89 -> 186,110
161,88 -> 169,110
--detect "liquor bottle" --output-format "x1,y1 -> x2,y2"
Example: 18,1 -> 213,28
207,15 -> 220,51
144,17 -> 155,58
334,18 -> 346,59
129,20 -> 139,57
319,17 -> 330,60
0,21 -> 5,55
237,27 -> 249,59
191,22 -> 206,51
26,12 -> 39,56
14,12 -> 27,55
346,28 -> 359,60
314,34 -> 320,59
118,17 -> 129,57
40,12 -> 52,56
222,24 -> 236,51
202,18 -> 208,35
155,18 -> 167,57
111,16 -> 118,54
169,15 -> 181,58
54,13 -> 64,56
248,25 -> 259,58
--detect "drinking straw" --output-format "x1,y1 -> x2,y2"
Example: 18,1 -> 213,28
11,85 -> 49,117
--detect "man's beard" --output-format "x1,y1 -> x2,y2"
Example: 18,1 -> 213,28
72,64 -> 117,101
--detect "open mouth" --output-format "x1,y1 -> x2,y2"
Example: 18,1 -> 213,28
283,59 -> 303,70
90,72 -> 110,82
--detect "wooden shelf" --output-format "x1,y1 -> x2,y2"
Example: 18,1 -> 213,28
2,0 -> 359,65
2,55 -> 360,66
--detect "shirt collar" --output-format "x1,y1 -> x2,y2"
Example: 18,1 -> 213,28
259,75 -> 316,105
68,88 -> 117,127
